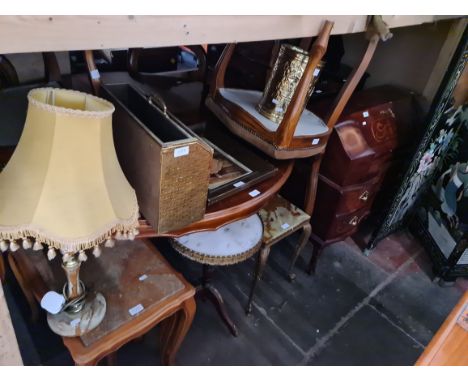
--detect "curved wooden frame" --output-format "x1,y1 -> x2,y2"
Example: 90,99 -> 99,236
0,55 -> 19,88
84,50 -> 100,95
209,20 -> 334,151
0,51 -> 61,90
137,159 -> 294,238
128,45 -> 207,83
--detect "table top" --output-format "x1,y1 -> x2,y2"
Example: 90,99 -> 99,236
415,290 -> 468,366
139,159 -> 293,238
13,239 -> 195,365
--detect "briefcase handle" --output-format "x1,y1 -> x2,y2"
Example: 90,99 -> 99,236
148,93 -> 168,116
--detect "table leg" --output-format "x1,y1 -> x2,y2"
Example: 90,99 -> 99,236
105,352 -> 117,366
288,223 -> 311,282
7,252 -> 39,322
246,245 -> 271,314
199,265 -> 239,337
161,297 -> 196,366
304,154 -> 323,216
159,310 -> 179,361
75,349 -> 125,366
307,244 -> 323,275
204,284 -> 238,337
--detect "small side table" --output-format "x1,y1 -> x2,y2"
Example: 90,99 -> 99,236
9,239 -> 196,366
171,213 -> 263,336
246,194 -> 311,313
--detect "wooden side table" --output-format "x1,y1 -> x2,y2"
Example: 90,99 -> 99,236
415,290 -> 468,366
246,194 -> 311,313
171,213 -> 263,336
8,239 -> 196,366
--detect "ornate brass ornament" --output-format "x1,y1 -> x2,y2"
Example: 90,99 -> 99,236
257,44 -> 323,123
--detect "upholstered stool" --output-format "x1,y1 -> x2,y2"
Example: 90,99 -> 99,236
246,194 -> 311,314
171,213 -> 263,336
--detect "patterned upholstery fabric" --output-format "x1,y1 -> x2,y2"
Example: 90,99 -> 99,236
172,214 -> 263,265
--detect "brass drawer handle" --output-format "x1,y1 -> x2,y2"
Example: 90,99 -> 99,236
349,216 -> 359,226
359,190 -> 370,202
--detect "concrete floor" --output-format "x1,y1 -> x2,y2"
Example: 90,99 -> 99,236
3,228 -> 468,366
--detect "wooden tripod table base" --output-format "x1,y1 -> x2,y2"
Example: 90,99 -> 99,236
9,240 -> 196,366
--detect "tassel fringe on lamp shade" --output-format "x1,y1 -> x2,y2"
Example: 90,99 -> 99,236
0,88 -> 140,336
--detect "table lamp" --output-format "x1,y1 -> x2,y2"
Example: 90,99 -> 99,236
0,87 -> 139,336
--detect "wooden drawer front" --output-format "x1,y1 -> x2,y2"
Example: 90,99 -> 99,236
336,178 -> 381,214
321,123 -> 388,186
316,176 -> 381,216
327,209 -> 370,240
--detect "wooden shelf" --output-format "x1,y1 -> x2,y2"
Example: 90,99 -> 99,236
0,15 -> 457,54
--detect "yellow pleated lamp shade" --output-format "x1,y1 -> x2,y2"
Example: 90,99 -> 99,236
0,88 -> 139,254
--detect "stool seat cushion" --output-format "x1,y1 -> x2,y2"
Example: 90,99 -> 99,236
171,214 -> 263,266
219,88 -> 328,137
259,194 -> 311,245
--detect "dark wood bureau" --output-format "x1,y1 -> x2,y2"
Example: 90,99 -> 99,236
306,85 -> 418,273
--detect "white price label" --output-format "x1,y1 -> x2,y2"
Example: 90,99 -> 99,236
275,106 -> 283,112
249,189 -> 261,197
174,146 -> 189,157
362,121 -> 367,126
362,111 -> 369,118
272,98 -> 279,105
40,291 -> 65,315
312,138 -> 320,145
313,68 -> 320,77
233,181 -> 245,188
281,223 -> 290,230
129,304 -> 144,316
90,69 -> 100,80
139,274 -> 148,281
